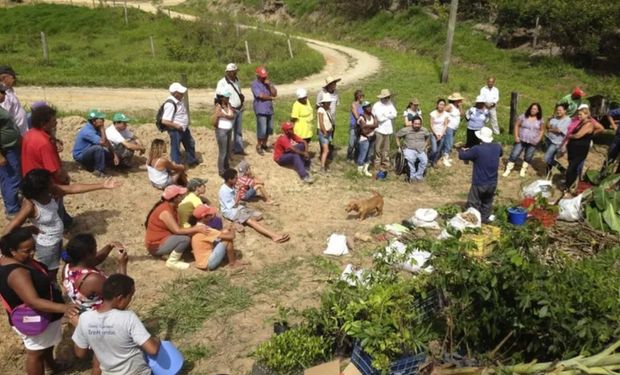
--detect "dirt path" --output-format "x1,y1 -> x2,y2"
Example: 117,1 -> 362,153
18,0 -> 381,111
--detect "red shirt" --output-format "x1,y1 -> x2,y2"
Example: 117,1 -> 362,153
273,134 -> 303,161
235,175 -> 255,201
145,202 -> 177,254
21,128 -> 62,178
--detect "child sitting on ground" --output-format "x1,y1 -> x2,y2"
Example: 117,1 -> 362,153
188,204 -> 247,270
72,274 -> 160,375
219,168 -> 289,243
235,161 -> 275,204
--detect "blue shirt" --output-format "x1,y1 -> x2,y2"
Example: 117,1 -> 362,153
349,103 -> 364,129
72,122 -> 102,159
458,142 -> 503,186
251,79 -> 274,115
466,107 -> 489,130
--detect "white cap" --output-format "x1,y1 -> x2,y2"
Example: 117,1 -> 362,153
475,95 -> 485,103
475,127 -> 494,143
169,82 -> 187,94
296,88 -> 308,99
320,93 -> 335,103
225,63 -> 238,72
578,103 -> 589,110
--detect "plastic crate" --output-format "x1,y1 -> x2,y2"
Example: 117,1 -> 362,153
351,342 -> 426,375
412,289 -> 443,324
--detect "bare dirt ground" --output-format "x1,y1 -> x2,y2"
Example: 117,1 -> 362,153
0,113 -> 610,374
17,0 -> 381,111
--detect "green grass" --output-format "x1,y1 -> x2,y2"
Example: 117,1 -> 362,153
0,4 -> 323,87
251,258 -> 302,295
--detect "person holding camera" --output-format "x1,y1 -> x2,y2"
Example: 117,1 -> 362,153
216,63 -> 246,155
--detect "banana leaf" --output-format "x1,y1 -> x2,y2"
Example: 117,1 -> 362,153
603,203 -> 620,235
586,205 -> 605,231
585,170 -> 601,184
599,174 -> 620,190
611,191 -> 620,213
593,188 -> 607,211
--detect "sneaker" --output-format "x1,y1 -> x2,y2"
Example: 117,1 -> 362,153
302,175 -> 314,184
442,157 -> 452,167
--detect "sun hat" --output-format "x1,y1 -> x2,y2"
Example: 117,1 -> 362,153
225,63 -> 238,72
87,109 -> 105,120
187,178 -> 208,191
361,100 -> 371,108
0,65 -> 17,77
162,185 -> 188,200
448,92 -> 464,101
281,121 -> 294,131
323,76 -> 341,88
112,113 -> 130,123
320,93 -> 335,103
193,204 -> 218,219
237,160 -> 251,175
255,66 -> 268,78
169,82 -> 187,94
475,95 -> 485,103
377,89 -> 391,99
572,87 -> 586,97
475,127 -> 494,143
409,98 -> 420,105
296,88 -> 308,99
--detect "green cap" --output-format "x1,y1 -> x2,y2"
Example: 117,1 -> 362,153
361,100 -> 371,107
87,109 -> 106,120
112,113 -> 130,123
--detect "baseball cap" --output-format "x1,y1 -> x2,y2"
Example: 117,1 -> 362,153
87,109 -> 106,120
226,63 -> 238,72
221,91 -> 232,98
0,66 -> 17,77
112,113 -> 130,123
187,178 -> 208,191
169,82 -> 188,94
237,160 -> 250,175
361,100 -> 371,108
162,185 -> 188,200
320,93 -> 335,103
193,204 -> 218,219
572,87 -> 586,97
255,66 -> 268,78
296,88 -> 308,99
281,121 -> 294,131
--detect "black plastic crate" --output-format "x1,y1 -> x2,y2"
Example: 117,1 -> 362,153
351,342 -> 426,375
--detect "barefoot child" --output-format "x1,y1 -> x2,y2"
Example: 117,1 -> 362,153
236,161 -> 274,204
219,168 -> 289,243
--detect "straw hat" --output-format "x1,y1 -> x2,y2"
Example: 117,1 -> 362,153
448,92 -> 464,101
323,76 -> 341,87
377,89 -> 391,99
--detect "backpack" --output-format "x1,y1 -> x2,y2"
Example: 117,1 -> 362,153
155,99 -> 177,132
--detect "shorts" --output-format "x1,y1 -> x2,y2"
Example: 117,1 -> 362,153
242,187 -> 257,201
13,319 -> 62,351
318,131 -> 333,145
151,175 -> 173,190
256,114 -> 274,139
227,207 -> 262,224
35,241 -> 62,270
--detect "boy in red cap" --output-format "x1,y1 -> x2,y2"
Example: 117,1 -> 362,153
273,122 -> 313,183
251,66 -> 278,155
558,87 -> 586,117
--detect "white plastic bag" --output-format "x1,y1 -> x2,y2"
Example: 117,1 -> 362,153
382,240 -> 433,273
384,223 -> 410,236
409,208 -> 441,229
323,234 -> 349,256
523,179 -> 553,198
340,264 -> 366,286
558,194 -> 583,222
447,207 -> 482,231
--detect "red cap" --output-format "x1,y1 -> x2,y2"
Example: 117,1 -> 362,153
162,185 -> 187,200
193,204 -> 218,219
281,121 -> 294,131
255,66 -> 268,78
572,87 -> 586,97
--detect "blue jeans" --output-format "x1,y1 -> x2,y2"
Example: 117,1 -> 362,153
74,145 -> 111,173
356,137 -> 375,166
167,128 -> 197,165
0,147 -> 21,214
215,128 -> 232,175
256,114 -> 273,140
403,148 -> 428,181
508,141 -> 537,163
441,128 -> 455,157
543,138 -> 561,166
430,135 -> 445,165
232,110 -> 244,153
207,241 -> 228,270
318,131 -> 333,145
347,128 -> 358,160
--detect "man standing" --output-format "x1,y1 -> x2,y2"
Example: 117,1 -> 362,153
22,104 -> 73,226
72,109 -> 117,177
372,89 -> 397,170
316,76 -> 341,124
0,84 -> 21,218
251,66 -> 277,155
557,87 -> 586,118
0,66 -> 27,135
479,76 -> 500,134
216,63 -> 246,155
458,127 -> 503,223
105,113 -> 146,168
161,82 -> 198,166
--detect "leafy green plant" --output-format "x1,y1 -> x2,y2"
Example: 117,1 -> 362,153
583,174 -> 620,234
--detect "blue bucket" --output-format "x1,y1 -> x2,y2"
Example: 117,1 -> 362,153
145,341 -> 184,375
507,207 -> 528,225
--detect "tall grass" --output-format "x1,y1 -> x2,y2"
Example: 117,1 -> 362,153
0,4 -> 323,87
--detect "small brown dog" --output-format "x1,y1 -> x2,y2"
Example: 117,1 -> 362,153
345,191 -> 384,221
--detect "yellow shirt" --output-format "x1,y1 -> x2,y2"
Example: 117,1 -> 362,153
291,100 -> 314,139
178,192 -> 202,228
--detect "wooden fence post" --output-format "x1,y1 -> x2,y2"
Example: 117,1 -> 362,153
287,38 -> 294,58
532,15 -> 540,48
440,0 -> 458,83
124,1 -> 128,25
509,92 -> 519,135
40,32 -> 49,62
244,40 -> 251,64
149,36 -> 155,58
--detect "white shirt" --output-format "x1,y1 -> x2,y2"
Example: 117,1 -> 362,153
372,101 -> 397,135
105,125 -> 134,146
0,87 -> 27,135
479,86 -> 499,105
316,89 -> 339,119
216,77 -> 242,108
162,96 -> 189,131
317,107 -> 334,132
219,183 -> 238,219
217,106 -> 234,130
446,105 -> 461,130
429,110 -> 449,135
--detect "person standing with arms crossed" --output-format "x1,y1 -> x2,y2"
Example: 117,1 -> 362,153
216,63 -> 247,155
479,76 -> 500,134
251,66 -> 277,156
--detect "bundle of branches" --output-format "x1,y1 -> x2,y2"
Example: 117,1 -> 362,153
543,221 -> 619,262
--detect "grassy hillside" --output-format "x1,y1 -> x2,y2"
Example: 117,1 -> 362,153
0,4 -> 323,87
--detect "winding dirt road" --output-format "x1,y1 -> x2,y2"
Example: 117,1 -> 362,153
18,0 -> 380,111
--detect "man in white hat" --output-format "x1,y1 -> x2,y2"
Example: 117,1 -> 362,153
458,127 -> 503,223
216,63 -> 246,155
479,76 -> 500,134
160,82 -> 198,166
372,89 -> 397,169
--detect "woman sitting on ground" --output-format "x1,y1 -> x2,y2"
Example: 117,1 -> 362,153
146,139 -> 187,189
0,228 -> 78,375
503,102 -> 544,178
145,185 -> 210,270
